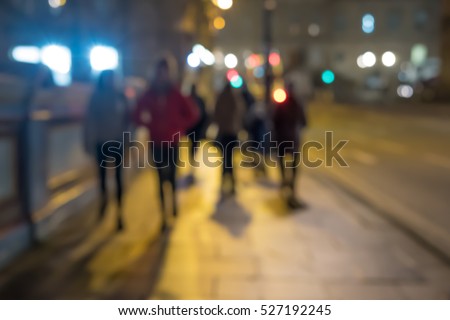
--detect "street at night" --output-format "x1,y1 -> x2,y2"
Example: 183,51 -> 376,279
0,0 -> 450,307
0,101 -> 449,299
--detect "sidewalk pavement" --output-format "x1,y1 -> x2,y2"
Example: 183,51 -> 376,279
151,162 -> 450,299
0,154 -> 449,299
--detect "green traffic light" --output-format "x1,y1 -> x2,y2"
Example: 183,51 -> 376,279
322,70 -> 335,84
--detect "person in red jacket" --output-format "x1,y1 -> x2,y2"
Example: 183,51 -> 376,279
133,58 -> 199,231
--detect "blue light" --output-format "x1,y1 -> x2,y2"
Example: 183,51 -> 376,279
90,46 -> 119,71
11,46 -> 40,64
362,14 -> 375,33
322,70 -> 335,84
230,75 -> 244,88
41,45 -> 72,74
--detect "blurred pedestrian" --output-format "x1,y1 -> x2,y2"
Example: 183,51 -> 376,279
133,58 -> 199,231
241,81 -> 256,114
84,70 -> 130,231
272,82 -> 307,209
214,81 -> 244,197
242,83 -> 269,177
187,84 -> 209,178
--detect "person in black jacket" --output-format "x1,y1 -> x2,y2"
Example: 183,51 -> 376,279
272,82 -> 307,209
187,84 -> 208,165
84,70 -> 130,230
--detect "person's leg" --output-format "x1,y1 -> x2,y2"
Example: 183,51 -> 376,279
226,137 -> 237,193
96,144 -> 107,218
221,135 -> 236,193
114,149 -> 124,230
153,147 -> 168,230
189,132 -> 198,162
169,145 -> 178,217
290,149 -> 301,193
285,145 -> 305,209
277,144 -> 288,187
217,136 -> 227,186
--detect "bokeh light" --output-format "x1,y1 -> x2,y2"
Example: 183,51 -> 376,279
230,75 -> 243,88
224,53 -> 238,69
322,70 -> 335,84
411,44 -> 428,66
362,14 -> 375,33
308,24 -> 320,37
217,0 -> 233,10
226,69 -> 239,81
397,85 -> 414,98
213,17 -> 226,30
41,45 -> 71,74
48,0 -> 66,8
187,53 -> 201,68
200,49 -> 215,66
269,52 -> 281,66
273,88 -> 287,103
90,46 -> 119,71
357,55 -> 366,69
245,54 -> 262,69
361,51 -> 376,68
382,51 -> 396,67
11,46 -> 40,64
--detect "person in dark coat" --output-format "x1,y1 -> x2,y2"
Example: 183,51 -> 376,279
272,82 -> 307,209
187,84 -> 209,166
84,70 -> 130,231
214,82 -> 245,197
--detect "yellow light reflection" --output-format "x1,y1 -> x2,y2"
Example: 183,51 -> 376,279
213,16 -> 226,30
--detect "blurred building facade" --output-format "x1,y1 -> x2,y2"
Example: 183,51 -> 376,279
214,0 -> 443,102
0,0 -> 210,79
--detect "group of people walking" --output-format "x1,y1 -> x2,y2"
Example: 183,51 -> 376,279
84,58 -> 307,232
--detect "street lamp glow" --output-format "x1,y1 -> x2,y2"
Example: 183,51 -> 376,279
230,75 -> 243,88
48,0 -> 66,8
90,46 -> 119,71
213,16 -> 226,30
362,51 -> 376,68
362,14 -> 375,33
224,53 -> 238,69
273,88 -> 287,103
193,44 -> 206,56
411,44 -> 428,66
41,45 -> 71,74
187,53 -> 201,68
269,52 -> 281,66
200,49 -> 216,66
11,46 -> 40,64
321,70 -> 335,84
217,0 -> 233,10
382,51 -> 396,67
357,55 -> 366,69
397,85 -> 414,98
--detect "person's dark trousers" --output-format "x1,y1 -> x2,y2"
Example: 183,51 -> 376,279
217,134 -> 238,192
189,131 -> 201,163
96,141 -> 124,214
277,145 -> 301,193
153,145 -> 179,222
